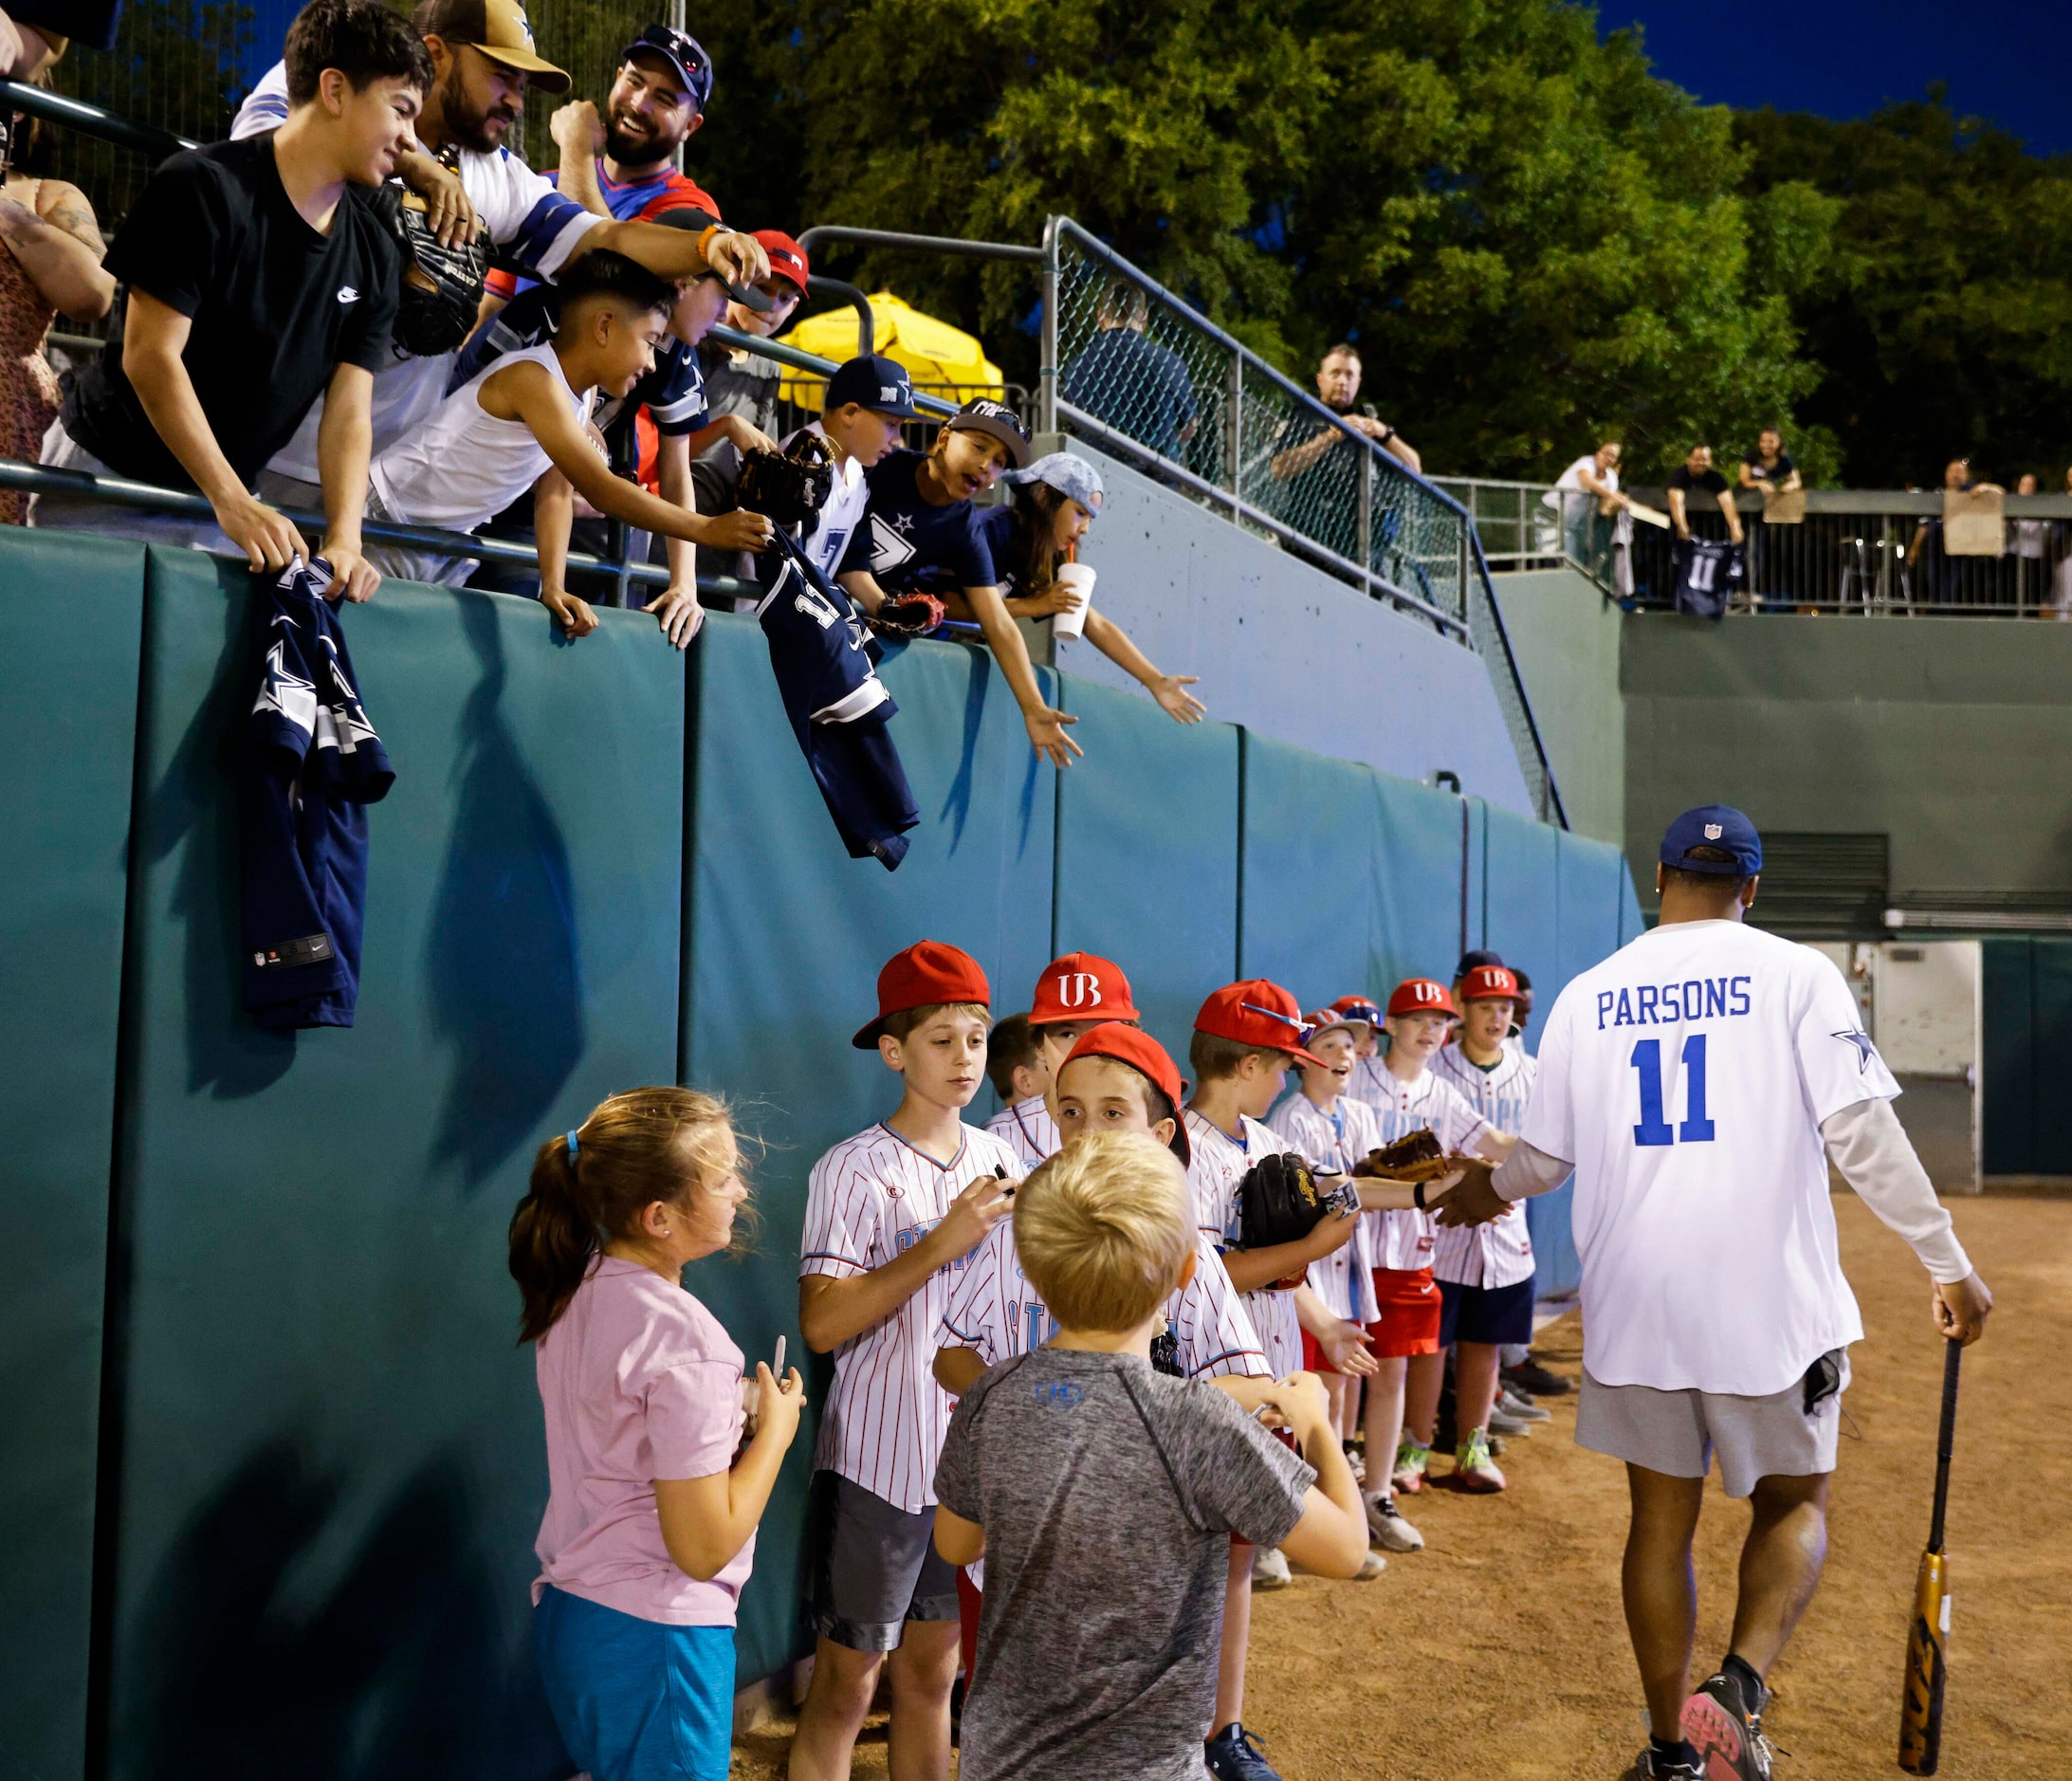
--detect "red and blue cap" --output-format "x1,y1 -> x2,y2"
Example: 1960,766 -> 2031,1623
1193,980 -> 1329,1068
621,24 -> 713,112
1330,994 -> 1383,1027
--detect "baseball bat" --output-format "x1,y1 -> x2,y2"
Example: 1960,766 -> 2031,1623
1897,1336 -> 1963,1773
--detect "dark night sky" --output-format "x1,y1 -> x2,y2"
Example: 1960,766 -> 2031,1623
1601,2 -> 2072,156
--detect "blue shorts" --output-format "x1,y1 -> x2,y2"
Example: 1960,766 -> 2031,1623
534,1586 -> 734,1781
1438,1276 -> 1535,1348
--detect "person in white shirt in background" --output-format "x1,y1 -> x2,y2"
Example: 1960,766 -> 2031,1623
1543,438 -> 1628,577
1439,804 -> 1993,1781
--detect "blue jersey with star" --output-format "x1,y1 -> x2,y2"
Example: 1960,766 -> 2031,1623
838,449 -> 997,596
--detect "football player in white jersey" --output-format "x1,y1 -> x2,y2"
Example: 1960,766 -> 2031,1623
984,949 -> 1138,1166
1353,979 -> 1514,1496
1440,808 -> 1993,1781
1431,964 -> 1553,1473
791,941 -> 1020,1781
1186,981 -> 1376,1781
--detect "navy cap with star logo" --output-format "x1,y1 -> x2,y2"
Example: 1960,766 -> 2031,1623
1660,804 -> 1762,875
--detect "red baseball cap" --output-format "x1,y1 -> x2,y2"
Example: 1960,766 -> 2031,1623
1301,1007 -> 1359,1046
1030,950 -> 1139,1026
1192,979 -> 1329,1068
1331,995 -> 1383,1027
1060,1023 -> 1191,1166
1386,978 -> 1458,1019
1458,964 -> 1520,1002
754,230 -> 809,294
853,940 -> 990,1048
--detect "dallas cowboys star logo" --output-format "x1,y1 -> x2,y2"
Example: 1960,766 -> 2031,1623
1833,1029 -> 1878,1073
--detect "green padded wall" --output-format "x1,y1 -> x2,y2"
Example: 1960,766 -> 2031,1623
682,615 -> 1058,1682
0,531 -> 145,1781
1478,800 -> 1561,1050
1052,672 -> 1240,1066
101,551 -> 685,1780
1373,773 -> 1469,987
1237,732 -> 1391,1007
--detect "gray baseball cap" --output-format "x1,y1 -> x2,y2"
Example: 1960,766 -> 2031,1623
1005,450 -> 1104,514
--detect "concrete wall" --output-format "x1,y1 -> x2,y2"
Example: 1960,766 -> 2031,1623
1058,438 -> 1538,817
1489,566 -> 1624,846
1623,614 -> 2072,915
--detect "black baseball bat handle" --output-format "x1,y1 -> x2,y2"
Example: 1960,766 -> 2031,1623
1926,1335 -> 1962,1552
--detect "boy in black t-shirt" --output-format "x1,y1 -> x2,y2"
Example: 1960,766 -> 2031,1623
836,398 -> 1082,768
38,0 -> 429,603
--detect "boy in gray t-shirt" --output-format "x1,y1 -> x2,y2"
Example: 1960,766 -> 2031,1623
932,1131 -> 1366,1781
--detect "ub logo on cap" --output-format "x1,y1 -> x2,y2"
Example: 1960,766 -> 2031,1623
1055,972 -> 1104,1009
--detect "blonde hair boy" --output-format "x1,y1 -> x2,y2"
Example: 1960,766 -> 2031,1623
1014,1132 -> 1195,1333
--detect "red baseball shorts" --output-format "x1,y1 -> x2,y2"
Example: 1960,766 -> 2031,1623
1367,1265 -> 1442,1357
1300,1330 -> 1339,1375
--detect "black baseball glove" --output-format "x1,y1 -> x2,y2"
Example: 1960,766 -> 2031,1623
365,182 -> 487,360
738,433 -> 835,526
869,593 -> 946,639
1236,1153 -> 1357,1262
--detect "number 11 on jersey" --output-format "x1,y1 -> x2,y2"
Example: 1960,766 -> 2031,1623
1631,1034 -> 1715,1146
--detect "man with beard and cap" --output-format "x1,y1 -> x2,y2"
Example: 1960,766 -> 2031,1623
483,24 -> 726,312
231,0 -> 769,516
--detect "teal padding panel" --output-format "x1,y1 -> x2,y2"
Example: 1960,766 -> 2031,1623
1478,801 -> 1560,1055
105,552 -> 683,1779
1618,866 -> 1646,944
1237,732 -> 1388,1006
1462,794 -> 1487,956
683,615 -> 1056,1682
1555,831 -> 1627,994
0,529 -> 145,1781
1372,772 -> 1468,988
1053,671 -> 1238,1065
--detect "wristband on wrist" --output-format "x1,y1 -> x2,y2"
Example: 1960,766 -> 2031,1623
1413,1181 -> 1426,1211
696,223 -> 723,265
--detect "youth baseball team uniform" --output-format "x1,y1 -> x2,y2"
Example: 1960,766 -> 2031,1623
1430,1040 -> 1538,1290
1185,1110 -> 1305,1378
1266,1092 -> 1381,1328
1348,1065 -> 1495,1274
984,1093 -> 1059,1170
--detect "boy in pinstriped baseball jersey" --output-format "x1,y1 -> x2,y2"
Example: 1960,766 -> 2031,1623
790,941 -> 1022,1781
1333,995 -> 1391,1110
1185,981 -> 1374,1781
1351,979 -> 1513,1498
1431,964 -> 1553,1491
984,950 -> 1137,1167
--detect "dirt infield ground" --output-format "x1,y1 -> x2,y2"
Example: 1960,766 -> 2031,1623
733,1195 -> 2070,1779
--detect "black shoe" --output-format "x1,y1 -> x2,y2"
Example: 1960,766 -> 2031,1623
1204,1721 -> 1285,1781
1631,1749 -> 1706,1780
1682,1669 -> 1773,1781
1505,1357 -> 1574,1396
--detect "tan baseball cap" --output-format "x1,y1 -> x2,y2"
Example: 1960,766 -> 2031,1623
413,0 -> 571,91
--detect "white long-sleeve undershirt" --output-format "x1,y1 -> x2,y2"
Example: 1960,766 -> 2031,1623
1491,1097 -> 1972,1285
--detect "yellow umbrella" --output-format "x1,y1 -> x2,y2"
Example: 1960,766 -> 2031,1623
778,290 -> 1005,413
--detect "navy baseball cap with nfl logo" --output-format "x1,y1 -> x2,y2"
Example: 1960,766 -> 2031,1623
1660,804 -> 1762,874
826,354 -> 919,419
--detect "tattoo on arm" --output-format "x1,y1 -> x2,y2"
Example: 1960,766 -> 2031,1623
45,200 -> 106,256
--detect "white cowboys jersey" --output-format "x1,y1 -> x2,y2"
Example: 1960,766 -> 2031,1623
1348,1064 -> 1495,1272
1185,1109 -> 1302,1377
984,1093 -> 1058,1170
1266,1092 -> 1380,1323
1430,1042 -> 1541,1290
800,1120 -> 1023,1512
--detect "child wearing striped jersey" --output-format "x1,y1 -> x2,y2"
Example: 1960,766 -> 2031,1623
791,942 -> 1020,1781
1431,964 -> 1548,1487
1352,979 -> 1513,1497
984,949 -> 1138,1167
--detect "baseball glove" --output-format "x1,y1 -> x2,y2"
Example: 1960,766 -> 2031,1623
1352,1128 -> 1453,1183
1236,1153 -> 1357,1290
738,433 -> 835,526
365,182 -> 487,360
870,593 -> 946,639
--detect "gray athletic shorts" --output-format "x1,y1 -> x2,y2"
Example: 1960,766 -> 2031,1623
809,1471 -> 960,1652
1576,1350 -> 1851,1498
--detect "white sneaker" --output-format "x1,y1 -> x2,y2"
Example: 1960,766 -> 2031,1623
1353,1550 -> 1388,1580
1366,1493 -> 1424,1552
1251,1545 -> 1293,1590
1497,1386 -> 1550,1422
1488,1405 -> 1535,1437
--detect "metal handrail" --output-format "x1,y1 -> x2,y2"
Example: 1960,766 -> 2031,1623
0,75 -> 198,158
707,323 -> 962,421
797,225 -> 1046,266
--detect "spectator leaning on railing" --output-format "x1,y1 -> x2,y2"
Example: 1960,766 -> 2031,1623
1269,343 -> 1421,483
1542,440 -> 1626,571
1907,457 -> 1979,606
230,0 -> 771,526
0,85 -> 115,525
33,0 -> 430,598
1058,277 -> 1198,464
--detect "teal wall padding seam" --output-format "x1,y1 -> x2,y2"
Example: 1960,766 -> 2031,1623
1373,773 -> 1473,990
100,551 -> 684,1780
681,615 -> 1057,1681
0,531 -> 145,1781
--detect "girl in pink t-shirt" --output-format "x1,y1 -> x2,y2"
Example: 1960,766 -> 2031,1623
511,1087 -> 806,1781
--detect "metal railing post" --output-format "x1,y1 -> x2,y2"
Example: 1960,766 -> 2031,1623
1038,216 -> 1061,436
1357,447 -> 1372,586
1225,349 -> 1243,521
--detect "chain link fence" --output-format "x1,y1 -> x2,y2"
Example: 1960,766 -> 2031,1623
1045,218 -> 1561,824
